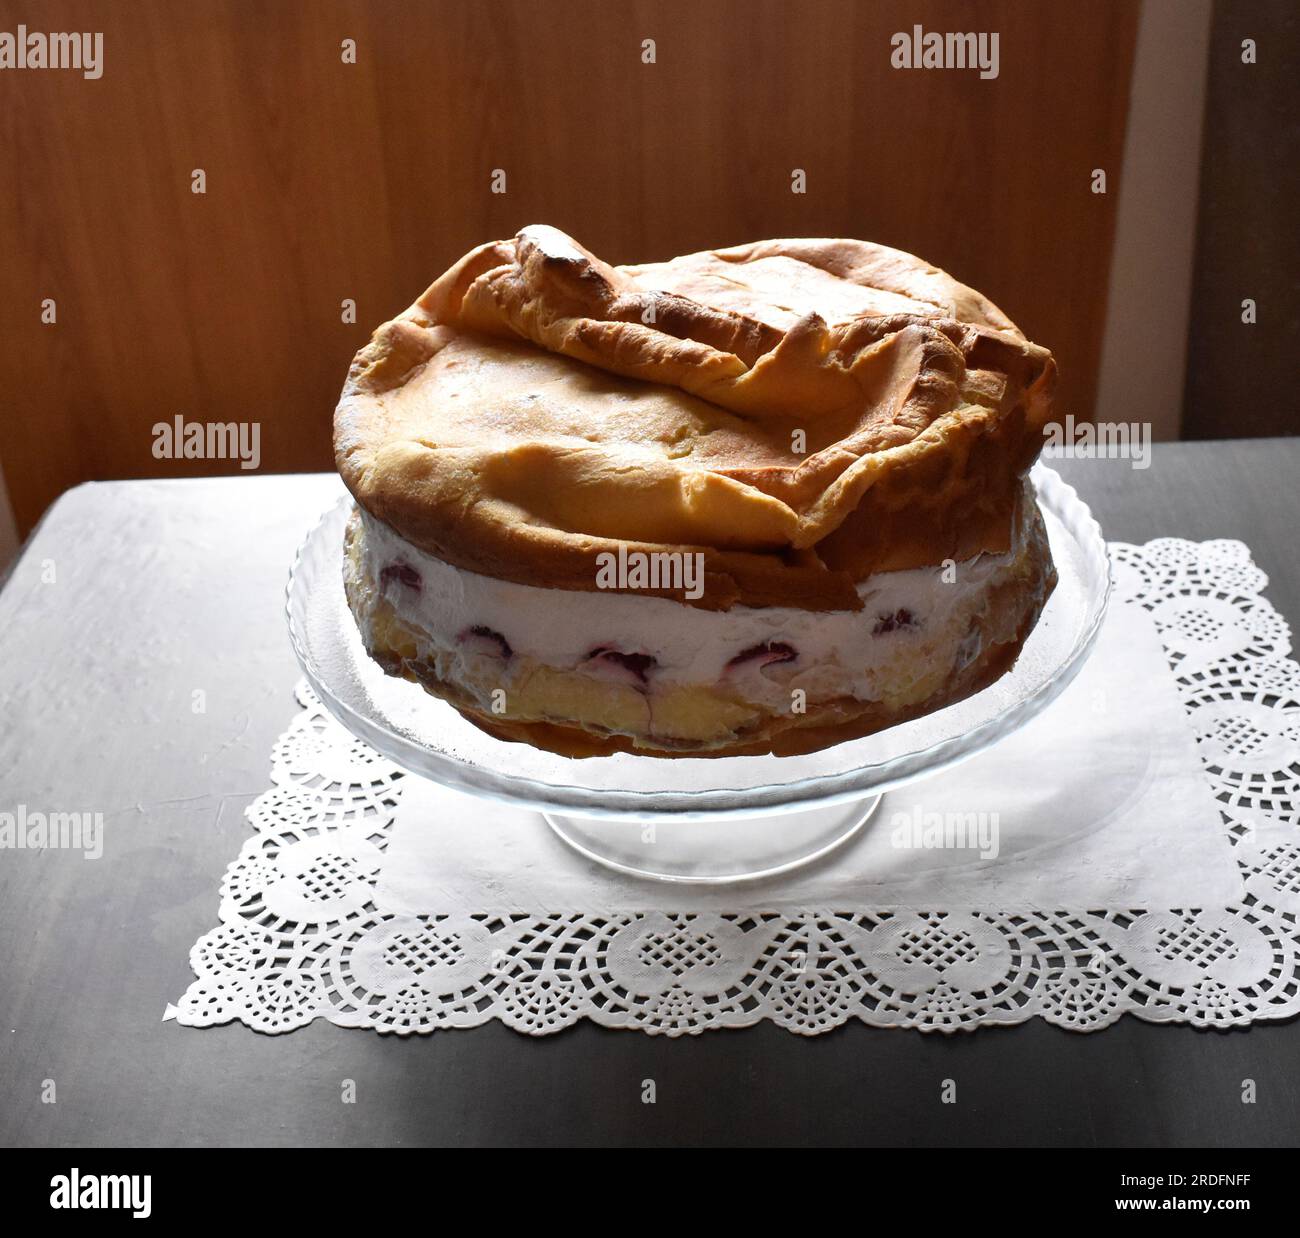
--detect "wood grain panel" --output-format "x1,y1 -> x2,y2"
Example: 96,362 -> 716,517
0,0 -> 1137,534
1183,0 -> 1300,440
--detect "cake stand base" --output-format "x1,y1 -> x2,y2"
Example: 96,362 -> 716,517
542,795 -> 883,884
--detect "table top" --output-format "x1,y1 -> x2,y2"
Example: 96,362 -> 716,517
2,439 -> 1298,1149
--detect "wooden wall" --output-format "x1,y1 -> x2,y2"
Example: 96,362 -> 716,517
1183,0 -> 1300,440
0,0 -> 1137,534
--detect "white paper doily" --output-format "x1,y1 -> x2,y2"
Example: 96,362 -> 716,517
171,539 -> 1300,1035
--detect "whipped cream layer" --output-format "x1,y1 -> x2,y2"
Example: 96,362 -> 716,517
350,506 -> 1029,709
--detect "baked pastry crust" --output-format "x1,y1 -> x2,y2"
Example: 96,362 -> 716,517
335,226 -> 1057,613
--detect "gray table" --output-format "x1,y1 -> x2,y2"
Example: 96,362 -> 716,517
2,440 -> 1298,1149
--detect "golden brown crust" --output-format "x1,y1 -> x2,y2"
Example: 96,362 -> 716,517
335,226 -> 1057,612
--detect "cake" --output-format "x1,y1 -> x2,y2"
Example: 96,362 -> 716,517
334,225 -> 1059,757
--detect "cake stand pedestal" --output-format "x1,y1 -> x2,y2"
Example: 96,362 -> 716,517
542,796 -> 883,884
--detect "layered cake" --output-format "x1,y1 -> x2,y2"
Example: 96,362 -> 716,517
334,225 -> 1059,757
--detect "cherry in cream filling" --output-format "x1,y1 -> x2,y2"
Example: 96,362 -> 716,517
582,647 -> 659,687
456,625 -> 515,659
379,561 -> 422,592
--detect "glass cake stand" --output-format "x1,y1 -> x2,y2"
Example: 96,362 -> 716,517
286,465 -> 1110,884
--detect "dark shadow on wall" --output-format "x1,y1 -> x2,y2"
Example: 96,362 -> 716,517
1182,0 -> 1300,439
